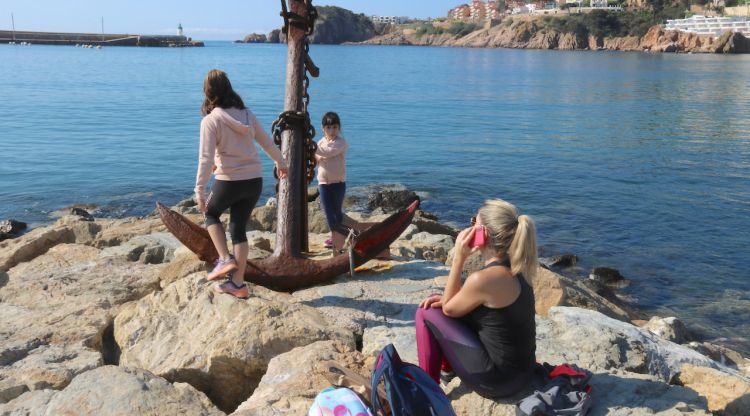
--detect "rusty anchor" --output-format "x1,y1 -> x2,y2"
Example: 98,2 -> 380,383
157,0 -> 418,291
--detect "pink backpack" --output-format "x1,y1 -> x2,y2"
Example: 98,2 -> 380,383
308,387 -> 373,416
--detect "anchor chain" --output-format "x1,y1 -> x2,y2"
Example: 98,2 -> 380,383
273,0 -> 318,189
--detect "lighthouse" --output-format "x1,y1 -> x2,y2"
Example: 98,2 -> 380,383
177,23 -> 183,37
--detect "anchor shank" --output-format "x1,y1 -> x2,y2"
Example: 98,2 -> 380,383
276,0 -> 310,257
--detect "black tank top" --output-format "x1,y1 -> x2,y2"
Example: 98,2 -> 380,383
463,260 -> 536,370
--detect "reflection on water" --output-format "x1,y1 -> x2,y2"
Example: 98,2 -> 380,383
0,42 -> 749,352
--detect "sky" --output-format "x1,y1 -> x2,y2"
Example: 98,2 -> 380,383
1,1 -> 463,40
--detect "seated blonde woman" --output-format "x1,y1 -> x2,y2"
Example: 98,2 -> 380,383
415,199 -> 537,398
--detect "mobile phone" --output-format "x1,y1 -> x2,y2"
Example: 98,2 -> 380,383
470,225 -> 486,248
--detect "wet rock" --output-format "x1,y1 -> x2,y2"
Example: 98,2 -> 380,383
543,253 -> 578,268
0,219 -> 27,241
367,190 -> 419,213
70,207 -> 94,221
415,210 -> 438,221
41,366 -> 223,415
590,266 -> 626,285
114,276 -> 354,413
643,316 -> 691,344
232,340 -> 365,415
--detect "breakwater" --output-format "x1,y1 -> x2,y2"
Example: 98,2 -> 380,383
0,30 -> 203,47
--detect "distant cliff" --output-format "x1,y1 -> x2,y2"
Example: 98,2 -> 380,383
361,14 -> 750,54
251,6 -> 381,45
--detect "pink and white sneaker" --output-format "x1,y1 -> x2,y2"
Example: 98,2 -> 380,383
207,255 -> 238,281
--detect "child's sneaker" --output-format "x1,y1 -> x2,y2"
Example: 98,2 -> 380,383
324,239 -> 333,249
207,255 -> 238,281
213,277 -> 249,299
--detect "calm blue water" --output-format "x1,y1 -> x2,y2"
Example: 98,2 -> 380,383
1,42 -> 749,352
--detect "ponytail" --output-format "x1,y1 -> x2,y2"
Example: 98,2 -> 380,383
508,214 -> 538,284
478,199 -> 538,284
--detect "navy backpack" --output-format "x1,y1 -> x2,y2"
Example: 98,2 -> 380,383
370,344 -> 456,416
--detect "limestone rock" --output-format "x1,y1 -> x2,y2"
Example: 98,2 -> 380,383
533,267 -> 566,317
0,217 -> 101,272
0,256 -> 160,403
42,366 -> 223,416
232,340 -> 366,415
0,344 -> 101,403
241,33 -> 267,43
0,389 -> 57,415
248,205 -> 276,232
643,316 -> 691,344
677,364 -> 750,414
393,232 -> 454,263
412,217 -> 458,238
158,254 -> 207,288
93,217 -> 165,248
310,6 -> 377,44
99,232 -> 182,264
536,307 -> 730,382
398,224 -> 419,241
114,276 -> 354,412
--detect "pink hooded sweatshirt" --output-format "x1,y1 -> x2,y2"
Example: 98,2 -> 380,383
194,107 -> 284,199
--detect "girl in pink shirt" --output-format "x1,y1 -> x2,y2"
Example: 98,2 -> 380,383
315,112 -> 349,251
195,69 -> 288,299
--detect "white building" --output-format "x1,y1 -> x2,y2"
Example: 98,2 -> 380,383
370,15 -> 408,24
665,15 -> 750,37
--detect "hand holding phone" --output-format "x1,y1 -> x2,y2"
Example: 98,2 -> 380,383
469,225 -> 486,248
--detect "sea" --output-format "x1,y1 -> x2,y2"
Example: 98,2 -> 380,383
1,41 -> 748,353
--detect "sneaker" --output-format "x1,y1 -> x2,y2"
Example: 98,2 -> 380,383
213,278 -> 250,299
324,239 -> 333,249
207,255 -> 238,281
440,371 -> 456,387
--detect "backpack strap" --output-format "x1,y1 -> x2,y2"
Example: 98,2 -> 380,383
370,344 -> 396,415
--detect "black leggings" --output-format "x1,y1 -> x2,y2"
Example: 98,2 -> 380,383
204,178 -> 262,244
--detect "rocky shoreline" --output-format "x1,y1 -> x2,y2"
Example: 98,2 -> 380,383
359,17 -> 750,54
1,189 -> 749,415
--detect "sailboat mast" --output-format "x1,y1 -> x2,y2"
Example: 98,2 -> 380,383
11,12 -> 16,42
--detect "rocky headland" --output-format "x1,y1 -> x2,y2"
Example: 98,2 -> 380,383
360,15 -> 750,54
1,189 -> 749,415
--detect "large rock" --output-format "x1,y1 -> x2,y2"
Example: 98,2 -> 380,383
536,307 -> 734,383
676,364 -> 750,415
0,217 -> 100,272
642,316 -> 691,344
0,345 -> 101,403
293,260 -> 447,365
232,340 -> 365,415
114,276 -> 354,412
241,33 -> 267,43
311,6 -> 377,44
99,232 -> 182,264
395,232 -> 454,263
31,366 -> 223,416
0,254 -> 161,403
93,216 -> 165,248
367,189 -> 419,213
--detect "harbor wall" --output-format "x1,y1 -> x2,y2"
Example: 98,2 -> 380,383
0,30 -> 203,47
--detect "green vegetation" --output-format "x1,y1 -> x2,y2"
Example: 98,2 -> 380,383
541,6 -> 688,38
414,21 -> 481,37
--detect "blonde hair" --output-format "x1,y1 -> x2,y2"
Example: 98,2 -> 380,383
477,199 -> 538,283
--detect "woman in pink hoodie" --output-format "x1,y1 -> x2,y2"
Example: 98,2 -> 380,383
194,69 -> 288,299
